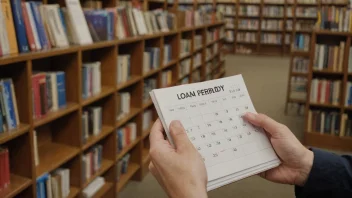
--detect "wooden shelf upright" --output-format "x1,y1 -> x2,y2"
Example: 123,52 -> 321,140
0,0 -> 226,198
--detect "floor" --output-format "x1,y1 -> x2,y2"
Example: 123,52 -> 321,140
120,55 -> 305,198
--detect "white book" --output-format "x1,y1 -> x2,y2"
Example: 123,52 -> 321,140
82,177 -> 105,198
39,5 -> 55,48
320,80 -> 326,104
94,62 -> 101,94
143,52 -> 151,73
320,112 -> 325,134
0,1 -> 10,55
132,9 -> 145,35
150,74 -> 280,190
117,56 -> 122,84
51,176 -> 59,198
117,14 -> 125,39
44,5 -> 69,47
151,13 -> 159,32
127,9 -> 137,36
26,2 -> 42,50
65,0 -> 93,45
122,55 -> 128,82
51,73 -> 58,111
65,169 -> 70,197
138,10 -> 148,34
61,8 -> 77,44
144,12 -> 152,34
54,169 -> 65,197
318,45 -> 324,70
46,174 -> 53,198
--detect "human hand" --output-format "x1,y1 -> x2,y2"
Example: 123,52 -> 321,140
244,112 -> 313,186
149,119 -> 208,198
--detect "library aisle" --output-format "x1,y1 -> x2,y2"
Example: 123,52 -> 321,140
120,55 -> 305,198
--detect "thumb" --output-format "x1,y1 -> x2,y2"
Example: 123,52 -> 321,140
244,113 -> 287,138
169,120 -> 192,152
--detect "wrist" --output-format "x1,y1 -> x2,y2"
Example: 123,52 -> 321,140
295,149 -> 314,186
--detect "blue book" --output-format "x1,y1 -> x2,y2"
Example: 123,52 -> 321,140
92,11 -> 108,41
37,173 -> 49,198
11,0 -> 29,53
36,183 -> 41,198
349,85 -> 352,106
1,80 -> 17,130
56,72 -> 66,108
30,2 -> 50,49
117,130 -> 123,151
107,11 -> 113,40
0,101 -> 3,133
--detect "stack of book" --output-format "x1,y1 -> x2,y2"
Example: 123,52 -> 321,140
344,82 -> 352,106
310,79 -> 341,105
261,33 -> 282,44
36,168 -> 70,198
143,78 -> 157,104
0,79 -> 20,132
238,20 -> 259,30
180,58 -> 191,78
82,107 -> 103,144
0,148 -> 10,191
142,110 -> 153,132
314,42 -> 345,72
117,153 -> 131,182
239,5 -> 260,16
83,9 -> 117,42
161,70 -> 172,87
32,72 -> 66,119
307,110 -> 340,135
293,57 -> 309,73
317,7 -> 351,31
83,176 -> 105,198
117,122 -> 137,152
340,114 -> 352,137
261,20 -> 283,30
290,77 -> 307,100
117,55 -> 131,85
82,62 -> 102,99
116,92 -> 130,120
296,7 -> 317,18
177,6 -> 214,28
263,6 -> 284,17
194,35 -> 203,50
82,144 -> 103,183
143,47 -> 160,74
293,34 -> 310,51
180,39 -> 191,57
164,44 -> 172,65
193,53 -> 202,69
192,70 -> 201,83
237,32 -> 257,43
206,29 -> 220,43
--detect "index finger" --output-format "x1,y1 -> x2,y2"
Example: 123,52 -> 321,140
149,119 -> 167,146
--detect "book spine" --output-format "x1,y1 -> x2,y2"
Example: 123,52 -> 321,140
38,75 -> 47,116
30,2 -> 50,49
21,2 -> 36,51
1,80 -> 17,129
25,2 -> 41,50
46,74 -> 53,112
11,0 -> 29,53
2,0 -> 18,54
56,72 -> 66,108
32,75 -> 42,119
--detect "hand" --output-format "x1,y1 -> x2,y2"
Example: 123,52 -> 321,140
149,119 -> 208,198
244,112 -> 313,186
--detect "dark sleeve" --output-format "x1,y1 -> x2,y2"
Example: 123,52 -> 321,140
295,148 -> 352,198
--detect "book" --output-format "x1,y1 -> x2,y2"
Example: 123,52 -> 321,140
117,55 -> 131,85
310,78 -> 341,105
82,176 -> 105,198
314,42 -> 345,72
161,70 -> 172,87
0,79 -> 19,130
82,144 -> 103,183
0,147 -> 10,191
150,74 -> 280,190
179,58 -> 191,78
1,0 -> 18,54
25,2 -> 41,51
142,110 -> 153,131
143,78 -> 157,104
116,92 -> 131,120
82,62 -> 101,99
30,1 -> 51,50
11,0 -> 30,53
0,3 -> 10,56
307,110 -> 341,135
290,77 -> 308,101
117,122 -> 137,152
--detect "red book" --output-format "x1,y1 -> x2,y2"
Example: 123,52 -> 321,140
21,2 -> 36,51
126,127 -> 131,145
121,10 -> 131,37
32,73 -> 42,119
317,80 -> 322,104
326,81 -> 330,104
4,149 -> 9,187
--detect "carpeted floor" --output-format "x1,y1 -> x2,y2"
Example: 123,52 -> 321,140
120,55 -> 306,198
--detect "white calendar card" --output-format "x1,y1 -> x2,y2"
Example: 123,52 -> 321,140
150,74 -> 281,190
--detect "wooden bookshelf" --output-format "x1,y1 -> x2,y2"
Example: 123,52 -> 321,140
217,0 -> 349,56
0,0 -> 226,197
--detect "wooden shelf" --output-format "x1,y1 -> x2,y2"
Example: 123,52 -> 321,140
116,107 -> 141,128
116,76 -> 141,91
312,70 -> 343,75
0,124 -> 30,144
92,182 -> 113,198
163,59 -> 178,69
33,102 -> 79,127
67,186 -> 80,198
144,68 -> 160,78
142,100 -> 153,109
304,132 -> 352,152
291,72 -> 308,77
116,163 -> 140,192
83,159 -> 114,188
180,53 -> 192,60
309,103 -> 341,109
82,86 -> 115,106
0,174 -> 32,198
82,126 -> 115,151
36,142 -> 79,177
315,30 -> 350,36
117,137 -> 141,160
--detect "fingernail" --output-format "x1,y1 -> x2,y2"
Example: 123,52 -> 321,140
244,112 -> 256,120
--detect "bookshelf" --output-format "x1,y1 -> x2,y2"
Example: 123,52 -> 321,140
0,0 -> 226,198
217,0 -> 349,55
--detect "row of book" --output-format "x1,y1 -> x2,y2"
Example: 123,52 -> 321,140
180,58 -> 191,78
32,72 -> 67,120
206,29 -> 221,44
307,110 -> 340,135
239,6 -> 260,16
161,70 -> 173,87
314,43 -> 345,72
143,78 -> 157,104
143,47 -> 160,74
82,144 -> 103,183
164,44 -> 173,64
217,5 -> 236,15
194,35 -> 203,50
177,6 -> 217,28
295,21 -> 316,31
237,32 -> 257,43
82,107 -> 103,144
82,62 -> 102,99
117,122 -> 137,153
340,114 -> 352,137
317,7 -> 351,32
117,153 -> 131,182
0,79 -> 19,133
36,169 -> 70,198
290,77 -> 308,100
142,110 -> 153,132
0,148 -> 10,191
194,53 -> 202,68
261,33 -> 282,44
293,34 -> 310,51
262,20 -> 284,30
117,55 -> 131,85
180,39 -> 192,57
238,20 -> 259,30
296,7 -> 317,18
117,92 -> 130,121
293,57 -> 309,73
263,6 -> 284,17
310,79 -> 341,105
